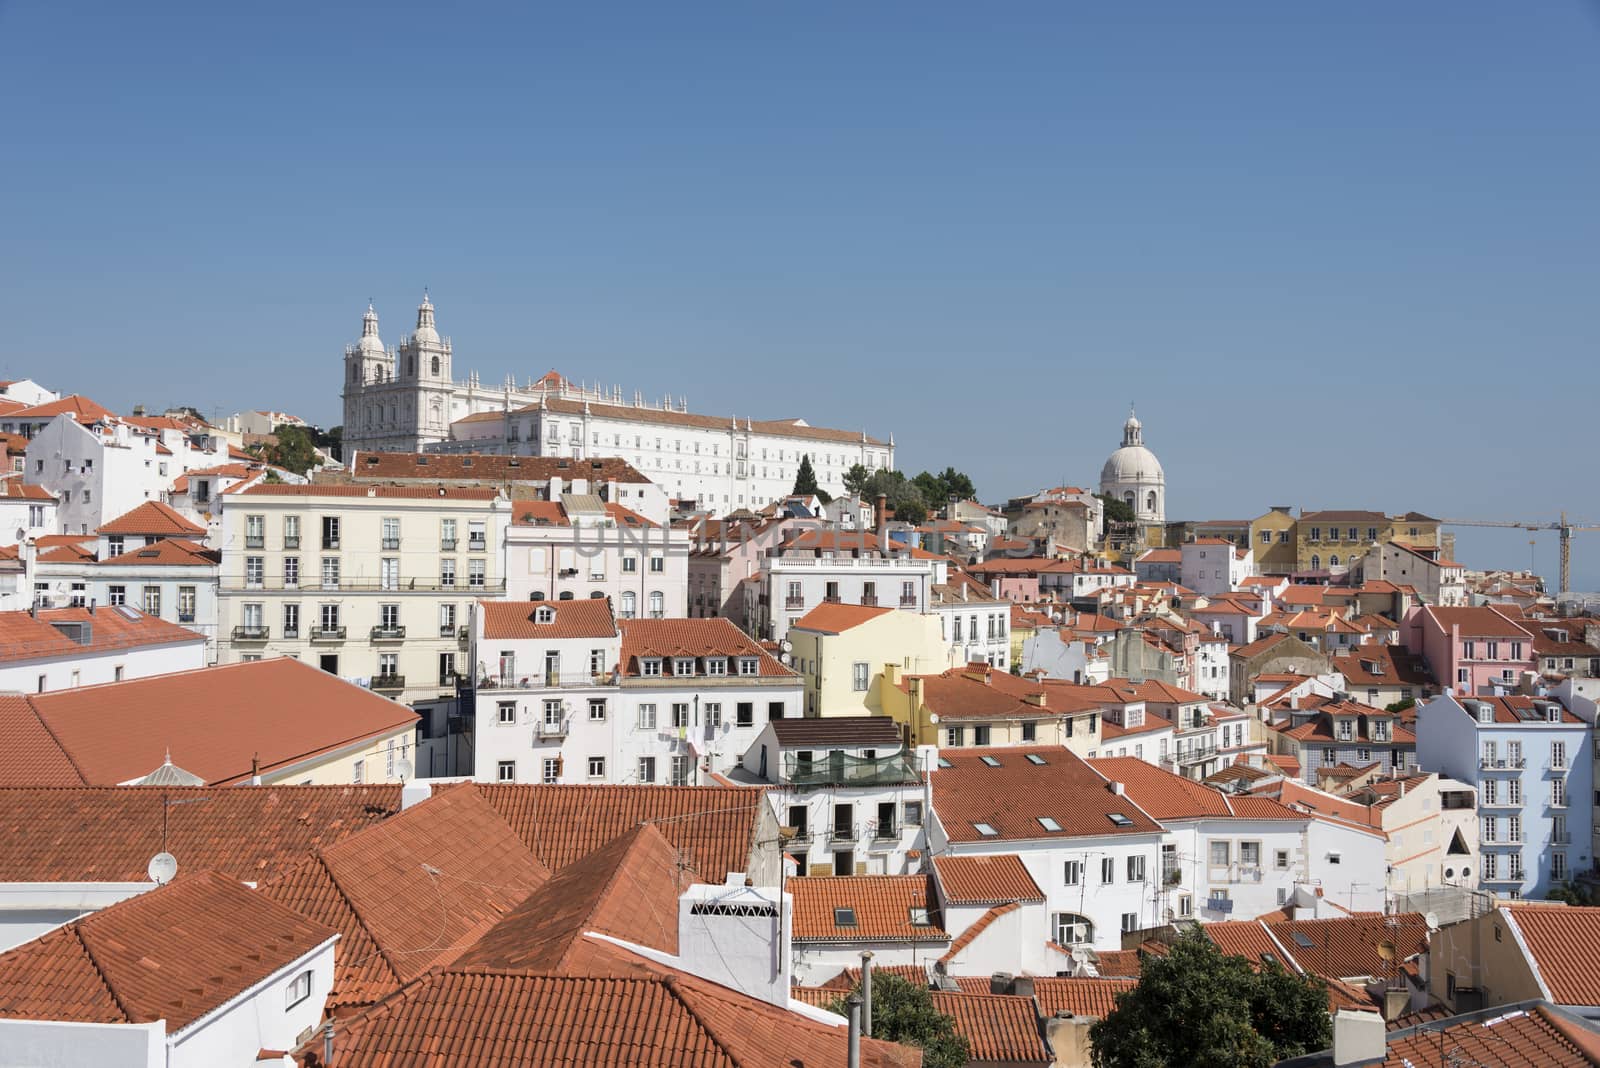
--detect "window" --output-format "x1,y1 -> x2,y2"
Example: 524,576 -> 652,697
973,725 -> 991,745
587,756 -> 606,779
1021,720 -> 1037,742
641,657 -> 663,678
242,602 -> 264,633
284,556 -> 300,588
945,725 -> 965,747
440,518 -> 457,549
705,703 -> 722,729
468,520 -> 486,550
283,515 -> 300,548
637,703 -> 657,730
904,800 -> 923,826
283,603 -> 300,638
1552,778 -> 1567,808
648,591 -> 664,618
381,516 -> 400,550
1121,912 -> 1139,934
672,703 -> 690,728
440,559 -> 456,587
619,591 -> 636,619
1126,855 -> 1147,882
1554,852 -> 1568,880
1063,860 -> 1082,885
670,755 -> 691,786
649,555 -> 664,573
739,656 -> 759,676
736,702 -> 754,727
638,757 -> 656,783
673,656 -> 696,677
469,558 -> 486,588
1054,913 -> 1093,946
542,758 -> 560,784
142,586 -> 161,615
1101,857 -> 1115,884
1509,779 -> 1521,804
108,584 -> 126,606
321,556 -> 341,589
177,585 -> 196,623
497,760 -> 516,782
1210,841 -> 1231,867
352,759 -> 364,784
438,652 -> 456,685
245,556 -> 265,588
1240,842 -> 1261,868
623,555 -> 638,573
1551,741 -> 1567,770
286,969 -> 313,1009
852,661 -> 869,692
321,515 -> 341,549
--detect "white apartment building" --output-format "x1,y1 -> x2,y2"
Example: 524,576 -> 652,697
503,497 -> 690,616
22,407 -> 232,536
753,530 -> 945,643
735,717 -> 930,877
469,607 -> 800,786
216,482 -> 510,705
0,475 -> 56,547
0,379 -> 60,408
1181,538 -> 1257,597
928,572 -> 1012,670
340,298 -> 894,509
0,604 -> 206,694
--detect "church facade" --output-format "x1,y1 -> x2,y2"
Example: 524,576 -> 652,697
341,297 -> 895,511
1099,408 -> 1166,542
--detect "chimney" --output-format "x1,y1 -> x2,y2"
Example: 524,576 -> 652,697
249,753 -> 262,786
1331,1009 -> 1385,1066
323,1020 -> 335,1066
860,951 -> 875,1036
875,493 -> 888,538
1107,781 -> 1125,796
1024,692 -> 1047,707
847,994 -> 863,1068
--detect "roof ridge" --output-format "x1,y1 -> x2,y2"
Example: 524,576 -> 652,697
70,921 -> 137,1023
310,848 -> 407,991
658,973 -> 760,1068
22,695 -> 90,785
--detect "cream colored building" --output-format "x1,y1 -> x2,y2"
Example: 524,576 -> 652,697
786,603 -> 946,718
879,662 -> 1106,754
216,482 -> 511,705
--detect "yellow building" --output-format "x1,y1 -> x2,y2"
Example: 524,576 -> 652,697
1249,507 -> 1300,574
878,662 -> 1105,755
1296,510 -> 1446,573
1007,604 -> 1053,667
786,603 -> 947,718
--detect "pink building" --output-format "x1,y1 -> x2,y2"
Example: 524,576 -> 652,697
1412,605 -> 1535,695
966,556 -> 1046,602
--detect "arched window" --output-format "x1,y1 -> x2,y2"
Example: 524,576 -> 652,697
1054,913 -> 1093,946
620,591 -> 636,619
431,355 -> 440,375
649,591 -> 665,619
1329,554 -> 1340,568
1123,491 -> 1134,507
1146,490 -> 1157,513
408,357 -> 416,376
1310,554 -> 1321,570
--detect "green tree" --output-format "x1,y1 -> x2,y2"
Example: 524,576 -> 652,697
936,466 -> 976,502
1089,931 -> 1331,1068
824,974 -> 970,1068
315,424 -> 344,462
792,453 -> 831,504
843,463 -> 872,497
262,423 -> 320,476
1096,492 -> 1135,525
1384,696 -> 1416,715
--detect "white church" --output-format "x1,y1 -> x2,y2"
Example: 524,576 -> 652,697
341,296 -> 896,510
1099,408 -> 1165,541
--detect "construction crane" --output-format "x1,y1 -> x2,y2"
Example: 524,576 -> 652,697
1438,512 -> 1600,595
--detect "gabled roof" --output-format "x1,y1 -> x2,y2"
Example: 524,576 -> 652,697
0,658 -> 417,786
0,473 -> 54,500
928,992 -> 1052,1064
0,605 -> 205,667
1263,913 -> 1429,980
1503,905 -> 1600,1006
1087,756 -> 1290,822
932,746 -> 1163,843
480,598 -> 617,640
470,783 -> 759,881
619,618 -> 794,678
933,854 -> 1044,905
1029,977 -> 1138,1018
1423,605 -> 1534,639
790,601 -> 893,634
261,786 -> 549,1007
0,784 -> 401,882
788,875 -> 947,943
351,451 -> 652,484
1379,1002 -> 1600,1068
0,870 -> 334,1033
97,499 -> 206,537
97,537 -> 220,567
11,394 -> 116,421
901,666 -> 1107,722
454,824 -> 689,976
767,716 -> 903,748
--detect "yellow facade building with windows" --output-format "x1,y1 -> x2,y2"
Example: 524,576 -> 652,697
878,662 -> 1105,755
1248,508 -> 1449,576
786,603 -> 946,718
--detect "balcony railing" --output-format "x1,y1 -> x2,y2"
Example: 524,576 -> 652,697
860,594 -> 879,607
439,623 -> 457,637
1552,832 -> 1573,845
1479,756 -> 1526,770
873,822 -> 897,840
284,535 -> 300,549
899,595 -> 918,606
372,674 -> 405,691
371,625 -> 407,640
477,672 -> 613,690
785,828 -> 813,846
284,628 -> 300,639
245,536 -> 264,549
310,626 -> 347,641
829,825 -> 857,843
784,597 -> 806,609
1546,761 -> 1568,773
468,537 -> 487,551
221,578 -> 506,594
537,720 -> 568,739
323,537 -> 340,550
785,749 -> 921,788
441,538 -> 457,551
231,625 -> 269,641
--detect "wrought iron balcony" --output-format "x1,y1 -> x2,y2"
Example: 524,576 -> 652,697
785,749 -> 920,788
372,674 -> 405,691
310,626 -> 347,641
231,625 -> 269,641
370,625 -> 407,640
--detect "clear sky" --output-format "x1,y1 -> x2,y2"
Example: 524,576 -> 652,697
2,3 -> 1598,584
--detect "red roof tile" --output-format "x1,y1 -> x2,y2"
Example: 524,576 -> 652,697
1424,605 -> 1535,639
0,605 -> 204,666
351,451 -> 652,484
1030,977 -> 1137,1018
97,499 -> 206,536
1264,913 -> 1428,980
11,394 -> 116,421
0,658 -> 417,786
1381,1003 -> 1600,1068
932,746 -> 1163,843
239,482 -> 500,499
0,784 -> 401,882
789,875 -> 947,943
0,473 -> 54,500
928,992 -> 1051,1063
619,618 -> 794,678
480,598 -> 618,640
1504,904 -> 1600,1006
790,601 -> 894,634
0,870 -> 334,1032
933,854 -> 1044,905
97,537 -> 219,566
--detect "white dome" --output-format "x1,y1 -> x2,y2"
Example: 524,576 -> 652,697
357,332 -> 385,354
1101,445 -> 1164,486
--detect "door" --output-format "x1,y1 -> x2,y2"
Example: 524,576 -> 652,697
319,654 -> 339,675
833,850 -> 853,876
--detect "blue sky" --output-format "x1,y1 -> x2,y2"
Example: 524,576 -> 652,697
2,3 -> 1598,584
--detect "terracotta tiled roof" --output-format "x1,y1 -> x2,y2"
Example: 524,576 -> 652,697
1503,905 -> 1600,1006
933,854 -> 1044,904
318,963 -> 919,1067
97,537 -> 219,567
351,451 -> 652,484
1204,920 -> 1296,970
1232,633 -> 1294,659
768,716 -> 903,747
97,499 -> 206,536
1092,949 -> 1144,977
619,618 -> 794,678
480,598 -> 618,640
0,658 -> 417,787
455,824 -> 689,976
35,540 -> 96,562
239,481 -> 500,499
1030,977 -> 1137,1018
1331,645 -> 1434,688
11,394 -> 116,421
902,666 -> 1107,721
0,473 -> 54,500
929,992 -> 1051,1064
940,902 -> 1018,962
507,393 -> 890,446
790,601 -> 894,634
816,963 -> 931,990
1381,1002 -> 1600,1068
261,786 -> 549,1007
931,746 -> 1163,843
0,784 -> 400,882
0,870 -> 334,1032
1263,913 -> 1428,980
471,783 -> 760,880
789,875 -> 947,943
1423,605 -> 1534,639
0,605 -> 204,667
1088,756 -> 1235,819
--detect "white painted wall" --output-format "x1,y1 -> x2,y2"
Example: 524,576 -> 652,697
0,630 -> 206,695
0,1018 -> 164,1068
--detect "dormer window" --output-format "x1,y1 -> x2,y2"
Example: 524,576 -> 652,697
705,657 -> 728,676
641,658 -> 663,678
738,656 -> 759,676
673,657 -> 696,677
534,606 -> 555,624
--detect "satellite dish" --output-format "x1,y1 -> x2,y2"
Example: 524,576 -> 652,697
147,852 -> 178,885
928,712 -> 940,724
780,639 -> 793,653
1424,912 -> 1439,931
1376,940 -> 1396,962
779,653 -> 793,666
395,758 -> 414,783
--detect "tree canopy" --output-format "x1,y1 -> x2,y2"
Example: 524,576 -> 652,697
824,973 -> 969,1068
257,423 -> 320,476
840,464 -> 975,526
792,453 -> 831,503
1096,492 -> 1136,525
1089,931 -> 1331,1068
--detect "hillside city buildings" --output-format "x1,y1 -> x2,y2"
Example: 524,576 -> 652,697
4,341 -> 1600,1066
